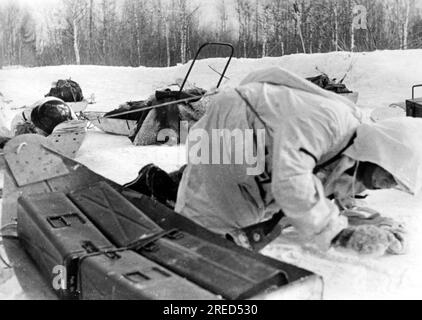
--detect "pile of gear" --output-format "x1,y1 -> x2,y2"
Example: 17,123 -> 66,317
12,79 -> 84,137
306,73 -> 353,94
45,79 -> 84,103
104,85 -> 209,146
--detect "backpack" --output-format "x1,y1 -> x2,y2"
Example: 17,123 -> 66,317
46,79 -> 84,102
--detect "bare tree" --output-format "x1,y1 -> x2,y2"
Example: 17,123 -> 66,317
236,0 -> 253,58
217,0 -> 229,38
333,3 -> 339,51
403,0 -> 411,49
261,4 -> 273,57
293,1 -> 306,54
63,0 -> 87,65
179,0 -> 188,64
88,0 -> 94,62
0,1 -> 22,65
2,0 -> 422,68
20,10 -> 37,66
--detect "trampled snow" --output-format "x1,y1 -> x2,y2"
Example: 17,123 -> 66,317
1,49 -> 422,299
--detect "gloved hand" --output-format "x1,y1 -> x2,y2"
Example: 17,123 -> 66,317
333,225 -> 394,256
334,207 -> 408,255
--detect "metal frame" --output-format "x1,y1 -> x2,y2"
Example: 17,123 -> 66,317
412,84 -> 422,99
97,43 -> 235,120
178,42 -> 234,93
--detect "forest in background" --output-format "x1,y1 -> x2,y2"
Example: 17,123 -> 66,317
0,0 -> 421,68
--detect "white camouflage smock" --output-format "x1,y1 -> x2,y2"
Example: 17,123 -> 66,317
176,67 -> 366,248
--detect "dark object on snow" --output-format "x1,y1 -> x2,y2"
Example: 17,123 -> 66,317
18,192 -> 114,299
31,99 -> 73,135
132,88 -> 207,145
123,164 -> 186,206
79,248 -> 215,300
406,84 -> 422,118
307,74 -> 353,94
46,79 -> 84,103
70,181 -> 288,300
19,190 -> 215,300
105,87 -> 207,145
105,99 -> 151,121
0,136 -> 10,149
14,121 -> 38,136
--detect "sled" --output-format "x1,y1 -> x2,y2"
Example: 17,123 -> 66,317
78,42 -> 235,137
1,134 -> 323,300
82,111 -> 138,136
178,42 -> 234,92
18,191 -> 218,300
69,181 -> 289,300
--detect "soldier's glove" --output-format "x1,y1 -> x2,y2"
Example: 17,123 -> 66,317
333,207 -> 408,255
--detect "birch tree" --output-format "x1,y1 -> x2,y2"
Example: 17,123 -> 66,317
402,0 -> 411,49
293,1 -> 306,54
261,4 -> 273,57
217,0 -> 229,39
63,0 -> 87,65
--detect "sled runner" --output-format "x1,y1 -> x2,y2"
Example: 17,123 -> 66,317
1,134 -> 323,300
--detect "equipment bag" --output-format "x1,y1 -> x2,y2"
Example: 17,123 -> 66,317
69,182 -> 288,300
46,79 -> 84,103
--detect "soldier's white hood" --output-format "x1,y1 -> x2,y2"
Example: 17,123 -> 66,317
344,118 -> 422,195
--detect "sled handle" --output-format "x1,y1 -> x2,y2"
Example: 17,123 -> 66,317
179,42 -> 235,94
412,84 -> 422,99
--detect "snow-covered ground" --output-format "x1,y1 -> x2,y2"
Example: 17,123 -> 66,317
1,49 -> 422,299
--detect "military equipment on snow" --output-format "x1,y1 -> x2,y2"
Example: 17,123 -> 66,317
406,84 -> 422,118
1,134 -> 324,300
46,79 -> 84,103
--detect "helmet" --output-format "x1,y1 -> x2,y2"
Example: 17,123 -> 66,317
31,98 -> 73,135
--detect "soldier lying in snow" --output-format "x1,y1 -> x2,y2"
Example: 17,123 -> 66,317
124,67 -> 422,255
10,97 -> 77,137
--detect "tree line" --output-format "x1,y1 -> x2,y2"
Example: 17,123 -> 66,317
0,0 -> 421,68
